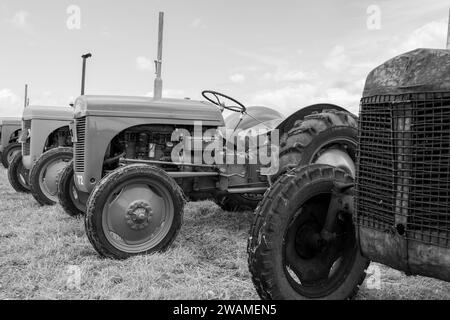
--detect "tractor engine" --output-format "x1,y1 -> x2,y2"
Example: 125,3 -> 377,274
44,127 -> 72,151
355,48 -> 450,282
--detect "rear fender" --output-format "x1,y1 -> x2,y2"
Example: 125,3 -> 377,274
277,103 -> 351,136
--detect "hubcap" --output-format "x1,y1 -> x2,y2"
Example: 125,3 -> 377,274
39,158 -> 70,201
101,181 -> 174,253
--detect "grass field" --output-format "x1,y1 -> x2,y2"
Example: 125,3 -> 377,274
0,168 -> 449,300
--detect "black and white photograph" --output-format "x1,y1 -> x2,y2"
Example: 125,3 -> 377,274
0,0 -> 449,309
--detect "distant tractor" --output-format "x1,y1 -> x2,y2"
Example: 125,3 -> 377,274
247,48 -> 450,300
0,117 -> 22,168
8,105 -> 73,204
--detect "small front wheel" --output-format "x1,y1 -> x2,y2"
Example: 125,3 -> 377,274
7,152 -> 30,193
248,164 -> 369,300
85,165 -> 186,260
57,160 -> 86,216
2,142 -> 21,168
29,147 -> 73,206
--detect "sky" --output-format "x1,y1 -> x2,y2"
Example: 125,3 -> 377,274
0,0 -> 449,117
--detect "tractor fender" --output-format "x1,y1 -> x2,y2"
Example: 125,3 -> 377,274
276,103 -> 353,136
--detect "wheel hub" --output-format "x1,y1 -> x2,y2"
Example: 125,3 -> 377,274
126,201 -> 153,230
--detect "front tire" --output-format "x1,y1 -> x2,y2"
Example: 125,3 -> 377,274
7,152 -> 30,193
56,160 -> 86,216
29,147 -> 73,206
1,142 -> 21,168
248,164 -> 369,300
85,165 -> 186,260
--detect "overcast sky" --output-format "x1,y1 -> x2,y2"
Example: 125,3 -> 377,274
0,0 -> 449,117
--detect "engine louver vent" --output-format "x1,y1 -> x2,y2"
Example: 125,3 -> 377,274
356,92 -> 450,248
22,120 -> 32,156
74,117 -> 86,172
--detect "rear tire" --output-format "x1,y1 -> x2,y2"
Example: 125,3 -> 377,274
85,165 -> 186,260
248,164 -> 369,300
29,147 -> 73,206
56,160 -> 86,216
1,142 -> 21,168
273,109 -> 358,183
7,152 -> 30,193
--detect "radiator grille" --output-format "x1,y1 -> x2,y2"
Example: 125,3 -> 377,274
74,117 -> 86,172
22,120 -> 32,156
355,92 -> 450,248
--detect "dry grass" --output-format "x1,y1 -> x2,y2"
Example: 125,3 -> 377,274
0,168 -> 448,300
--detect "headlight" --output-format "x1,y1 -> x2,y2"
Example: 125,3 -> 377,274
74,98 -> 87,113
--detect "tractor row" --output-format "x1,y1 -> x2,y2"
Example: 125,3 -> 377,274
2,11 -> 449,299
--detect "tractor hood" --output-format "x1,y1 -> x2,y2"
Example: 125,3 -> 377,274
23,105 -> 74,121
74,95 -> 225,126
0,117 -> 21,126
364,48 -> 450,97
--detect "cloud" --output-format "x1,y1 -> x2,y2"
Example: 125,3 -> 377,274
8,10 -> 31,31
391,19 -> 447,55
191,18 -> 207,29
136,56 -> 153,71
229,73 -> 246,83
324,45 -> 352,72
0,89 -> 23,117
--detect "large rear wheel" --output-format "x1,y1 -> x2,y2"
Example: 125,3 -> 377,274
85,165 -> 186,260
248,164 -> 369,300
7,152 -> 30,193
29,147 -> 73,206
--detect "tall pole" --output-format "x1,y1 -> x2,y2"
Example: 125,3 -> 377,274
81,53 -> 92,95
447,8 -> 450,49
153,12 -> 164,100
24,84 -> 28,108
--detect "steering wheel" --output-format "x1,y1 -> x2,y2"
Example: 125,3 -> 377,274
202,90 -> 247,113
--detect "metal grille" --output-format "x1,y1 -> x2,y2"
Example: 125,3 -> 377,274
356,92 -> 450,248
22,120 -> 32,156
74,117 -> 86,172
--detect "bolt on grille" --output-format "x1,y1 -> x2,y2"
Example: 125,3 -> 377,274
74,117 -> 86,172
22,120 -> 32,156
356,92 -> 450,248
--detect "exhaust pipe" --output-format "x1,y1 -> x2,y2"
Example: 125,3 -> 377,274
24,84 -> 29,108
81,53 -> 92,95
153,12 -> 164,100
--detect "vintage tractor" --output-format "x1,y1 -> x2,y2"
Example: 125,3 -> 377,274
0,117 -> 22,168
247,48 -> 450,300
8,105 -> 73,203
58,90 -> 357,259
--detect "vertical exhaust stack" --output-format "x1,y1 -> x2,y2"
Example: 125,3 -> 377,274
447,8 -> 450,49
24,84 -> 29,108
153,12 -> 164,100
81,53 -> 92,95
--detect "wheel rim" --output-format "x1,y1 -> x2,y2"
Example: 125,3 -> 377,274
310,137 -> 356,177
39,157 -> 71,202
7,148 -> 20,164
283,192 -> 357,298
101,179 -> 174,253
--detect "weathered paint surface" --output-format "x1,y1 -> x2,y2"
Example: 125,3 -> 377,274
363,48 -> 450,97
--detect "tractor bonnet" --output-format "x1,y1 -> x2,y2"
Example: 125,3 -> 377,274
363,48 -> 450,97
